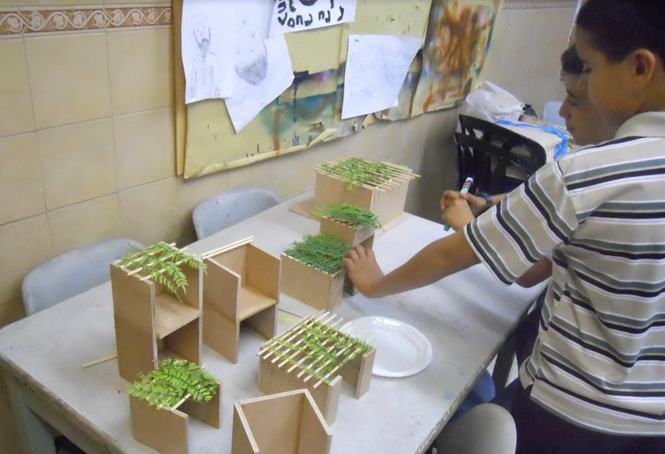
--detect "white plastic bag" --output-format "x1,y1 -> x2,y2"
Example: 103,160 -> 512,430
460,80 -> 524,123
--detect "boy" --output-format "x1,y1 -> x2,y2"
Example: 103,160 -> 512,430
441,45 -> 617,234
345,0 -> 665,451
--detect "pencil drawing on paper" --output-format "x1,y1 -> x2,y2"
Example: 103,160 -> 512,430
234,19 -> 268,86
189,14 -> 222,100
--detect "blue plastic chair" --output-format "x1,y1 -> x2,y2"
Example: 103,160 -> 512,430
192,187 -> 280,240
22,238 -> 144,316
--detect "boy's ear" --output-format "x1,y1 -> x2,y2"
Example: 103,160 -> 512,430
628,49 -> 658,89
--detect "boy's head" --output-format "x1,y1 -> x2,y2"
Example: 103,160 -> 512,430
558,45 -> 617,145
575,0 -> 665,127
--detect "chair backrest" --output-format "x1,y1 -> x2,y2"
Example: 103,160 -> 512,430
457,115 -> 546,193
22,238 -> 144,316
454,133 -> 543,195
193,187 -> 280,240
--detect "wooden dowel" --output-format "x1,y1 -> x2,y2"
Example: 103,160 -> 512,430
258,312 -> 328,355
261,314 -> 332,359
126,245 -> 186,276
81,353 -> 117,368
277,307 -> 305,318
170,393 -> 191,412
117,242 -> 176,266
202,236 -> 254,259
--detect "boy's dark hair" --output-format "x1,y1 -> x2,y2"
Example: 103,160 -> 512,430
577,0 -> 665,63
560,45 -> 583,76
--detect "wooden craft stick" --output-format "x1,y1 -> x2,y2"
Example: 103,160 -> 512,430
126,245 -> 186,276
313,343 -> 370,388
81,353 -> 118,368
260,315 -> 329,359
277,307 -> 305,318
170,393 -> 191,412
312,166 -> 387,193
117,242 -> 176,266
257,312 -> 328,355
202,236 -> 254,259
265,313 -> 339,361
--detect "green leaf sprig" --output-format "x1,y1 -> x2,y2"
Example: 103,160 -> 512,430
283,234 -> 353,275
320,157 -> 396,191
314,204 -> 381,230
118,242 -> 206,301
126,359 -> 218,410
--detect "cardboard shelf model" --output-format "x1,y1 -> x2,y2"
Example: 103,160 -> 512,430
313,157 -> 419,227
316,205 -> 378,296
257,311 -> 376,424
128,360 -> 221,454
110,245 -> 204,382
280,234 -> 351,312
232,389 -> 332,454
201,236 -> 280,364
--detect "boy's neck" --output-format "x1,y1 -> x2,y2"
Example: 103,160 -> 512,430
639,67 -> 665,114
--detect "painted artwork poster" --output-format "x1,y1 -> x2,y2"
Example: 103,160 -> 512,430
182,0 -> 235,104
223,1 -> 295,133
269,0 -> 357,37
411,0 -> 499,116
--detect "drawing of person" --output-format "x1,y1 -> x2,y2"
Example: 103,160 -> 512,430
189,14 -> 222,101
234,19 -> 268,86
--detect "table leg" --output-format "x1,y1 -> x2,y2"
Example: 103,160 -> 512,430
491,336 -> 516,393
4,370 -> 56,454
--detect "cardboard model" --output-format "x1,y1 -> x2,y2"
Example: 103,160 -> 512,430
313,158 -> 418,226
232,389 -> 332,454
257,311 -> 375,424
202,237 -> 280,363
111,251 -> 203,382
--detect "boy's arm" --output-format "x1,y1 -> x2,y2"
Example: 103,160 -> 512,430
515,258 -> 552,288
343,231 -> 480,298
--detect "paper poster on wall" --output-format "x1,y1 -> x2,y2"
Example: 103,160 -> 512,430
269,0 -> 357,36
411,0 -> 499,115
223,1 -> 295,133
182,0 -> 235,104
341,34 -> 422,120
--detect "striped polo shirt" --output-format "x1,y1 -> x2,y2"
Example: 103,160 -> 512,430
464,112 -> 665,435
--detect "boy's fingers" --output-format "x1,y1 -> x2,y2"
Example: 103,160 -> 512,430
342,257 -> 355,272
347,249 -> 359,262
354,244 -> 367,259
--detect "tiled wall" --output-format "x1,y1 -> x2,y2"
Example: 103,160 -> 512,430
0,1 -> 578,331
0,1 -> 464,331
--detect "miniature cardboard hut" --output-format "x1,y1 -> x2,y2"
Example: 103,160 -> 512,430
202,237 -> 280,363
111,243 -> 203,382
315,204 -> 380,296
280,235 -> 352,311
128,359 -> 221,454
313,157 -> 419,227
257,311 -> 375,424
232,389 -> 332,454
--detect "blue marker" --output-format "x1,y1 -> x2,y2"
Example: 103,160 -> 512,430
444,177 -> 474,231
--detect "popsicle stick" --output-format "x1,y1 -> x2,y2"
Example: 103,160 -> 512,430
81,353 -> 117,368
202,236 -> 254,259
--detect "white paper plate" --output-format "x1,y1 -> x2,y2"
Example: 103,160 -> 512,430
343,316 -> 433,378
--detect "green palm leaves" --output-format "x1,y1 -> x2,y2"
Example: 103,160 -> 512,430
118,242 -> 206,301
127,359 -> 218,409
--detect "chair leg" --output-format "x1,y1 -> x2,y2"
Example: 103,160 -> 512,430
492,335 -> 516,393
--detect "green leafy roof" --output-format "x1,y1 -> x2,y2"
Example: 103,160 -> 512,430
283,234 -> 353,275
126,359 -> 218,409
315,204 -> 381,229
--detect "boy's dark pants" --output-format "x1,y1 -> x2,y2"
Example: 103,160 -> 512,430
511,383 -> 665,453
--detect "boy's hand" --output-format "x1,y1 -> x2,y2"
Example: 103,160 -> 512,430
343,245 -> 385,297
440,191 -> 476,231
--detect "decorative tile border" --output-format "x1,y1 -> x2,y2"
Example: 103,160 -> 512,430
0,6 -> 172,36
503,0 -> 578,9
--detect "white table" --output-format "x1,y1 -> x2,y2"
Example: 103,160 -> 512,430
0,192 -> 542,454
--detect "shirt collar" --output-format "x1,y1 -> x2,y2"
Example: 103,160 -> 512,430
615,111 -> 665,139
